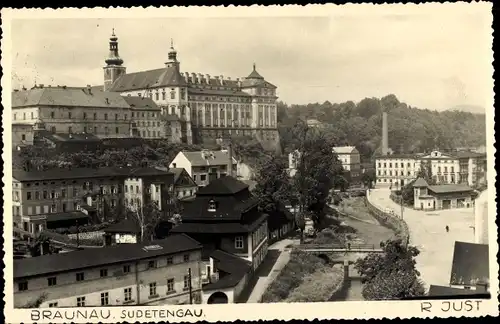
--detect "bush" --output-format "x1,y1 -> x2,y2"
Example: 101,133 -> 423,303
261,250 -> 327,302
285,265 -> 345,302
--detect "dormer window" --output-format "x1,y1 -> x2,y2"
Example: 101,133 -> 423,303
208,199 -> 217,212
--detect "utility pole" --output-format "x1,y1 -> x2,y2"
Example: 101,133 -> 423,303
188,267 -> 193,304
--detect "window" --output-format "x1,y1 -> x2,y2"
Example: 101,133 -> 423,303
100,269 -> 108,277
162,92 -> 166,100
183,254 -> 190,262
48,302 -> 58,308
115,113 -> 118,120
21,134 -> 26,141
104,113 -> 108,120
27,192 -> 32,200
93,113 -> 97,120
100,292 -> 109,306
123,265 -> 131,273
76,272 -> 85,281
208,199 -> 217,212
47,276 -> 57,286
50,112 -> 55,118
68,112 -> 72,119
235,236 -> 244,249
148,260 -> 156,269
124,287 -> 132,302
83,112 -> 87,119
155,92 -> 159,100
183,275 -> 190,290
76,296 -> 86,307
149,282 -> 157,297
18,281 -> 28,291
167,279 -> 175,293
170,91 -> 175,99
167,257 -> 173,265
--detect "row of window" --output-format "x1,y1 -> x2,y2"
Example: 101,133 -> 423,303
137,130 -> 163,138
140,88 -> 186,101
18,255 -> 191,292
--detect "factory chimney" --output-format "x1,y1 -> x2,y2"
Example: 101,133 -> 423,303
381,112 -> 389,156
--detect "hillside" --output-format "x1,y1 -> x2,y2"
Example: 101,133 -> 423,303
278,94 -> 487,161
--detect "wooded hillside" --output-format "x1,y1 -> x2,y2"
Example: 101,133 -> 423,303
278,94 -> 486,161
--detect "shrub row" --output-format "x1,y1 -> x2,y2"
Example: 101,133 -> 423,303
51,221 -> 115,235
285,265 -> 345,302
364,197 -> 410,245
261,250 -> 328,303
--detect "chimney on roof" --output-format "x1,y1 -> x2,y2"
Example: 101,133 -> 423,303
14,89 -> 19,92
220,75 -> 224,85
39,84 -> 44,88
237,78 -> 242,87
206,74 -> 211,83
105,98 -> 110,104
227,77 -> 231,81
184,72 -> 189,83
191,73 -> 197,83
62,85 -> 67,89
87,84 -> 92,95
48,85 -> 51,88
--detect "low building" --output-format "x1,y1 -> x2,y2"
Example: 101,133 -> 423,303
413,178 -> 475,210
170,176 -> 268,303
169,167 -> 198,199
169,150 -> 237,187
13,234 -> 203,307
122,96 -> 166,139
267,205 -> 295,244
332,146 -> 361,183
35,132 -> 103,152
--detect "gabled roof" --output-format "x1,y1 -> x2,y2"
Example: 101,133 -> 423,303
197,176 -> 249,195
109,67 -> 187,92
182,150 -> 237,167
413,178 -> 429,188
427,184 -> 473,194
122,96 -> 160,110
46,211 -> 90,223
14,234 -> 202,279
12,86 -> 130,109
450,241 -> 489,286
332,146 -> 358,154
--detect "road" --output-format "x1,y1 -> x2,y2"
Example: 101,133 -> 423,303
367,187 -> 475,290
246,238 -> 299,303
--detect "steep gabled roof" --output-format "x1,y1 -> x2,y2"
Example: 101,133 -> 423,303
182,150 -> 237,167
203,249 -> 252,290
412,178 -> 429,188
122,96 -> 160,110
108,67 -> 187,92
427,184 -> 473,194
12,87 -> 130,109
197,176 -> 249,195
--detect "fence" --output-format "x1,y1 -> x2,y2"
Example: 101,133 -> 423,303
364,196 -> 410,246
299,243 -> 380,250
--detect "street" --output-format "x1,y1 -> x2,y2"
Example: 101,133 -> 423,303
367,187 -> 475,290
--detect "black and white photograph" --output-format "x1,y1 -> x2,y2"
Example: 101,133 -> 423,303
2,3 -> 497,323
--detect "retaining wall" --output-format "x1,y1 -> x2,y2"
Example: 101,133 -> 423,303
364,196 -> 410,246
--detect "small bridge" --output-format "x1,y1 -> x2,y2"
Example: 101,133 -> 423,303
298,243 -> 384,254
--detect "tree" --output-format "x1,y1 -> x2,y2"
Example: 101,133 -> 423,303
20,293 -> 48,308
361,169 -> 377,189
416,161 -> 435,185
354,239 -> 425,300
291,125 -> 345,229
295,212 -> 306,244
253,154 -> 293,213
127,200 -> 163,242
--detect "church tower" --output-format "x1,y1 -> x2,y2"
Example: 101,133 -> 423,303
103,29 -> 126,91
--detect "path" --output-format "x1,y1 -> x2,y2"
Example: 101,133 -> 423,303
367,187 -> 475,290
247,238 -> 299,303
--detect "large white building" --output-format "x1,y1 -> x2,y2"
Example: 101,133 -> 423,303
375,150 -> 487,187
332,146 -> 361,180
100,31 -> 280,149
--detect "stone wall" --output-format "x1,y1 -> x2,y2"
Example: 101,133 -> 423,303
365,197 -> 410,246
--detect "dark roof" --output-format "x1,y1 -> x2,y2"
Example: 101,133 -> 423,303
450,241 -> 489,286
170,222 -> 249,234
188,88 -> 251,97
267,205 -> 294,231
122,96 -> 160,110
427,184 -> 473,194
46,211 -> 90,223
375,154 -> 416,159
182,150 -> 238,167
12,167 -> 170,182
14,234 -> 202,279
169,167 -> 196,187
108,67 -> 187,92
197,176 -> 249,196
203,250 -> 252,290
428,285 -> 482,297
12,86 -> 130,108
413,178 -> 429,188
451,151 -> 487,159
41,133 -> 102,143
104,218 -> 141,234
246,65 -> 264,80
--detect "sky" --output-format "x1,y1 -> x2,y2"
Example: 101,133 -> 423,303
10,9 -> 492,112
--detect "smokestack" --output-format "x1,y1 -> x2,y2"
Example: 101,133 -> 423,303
382,112 -> 388,156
